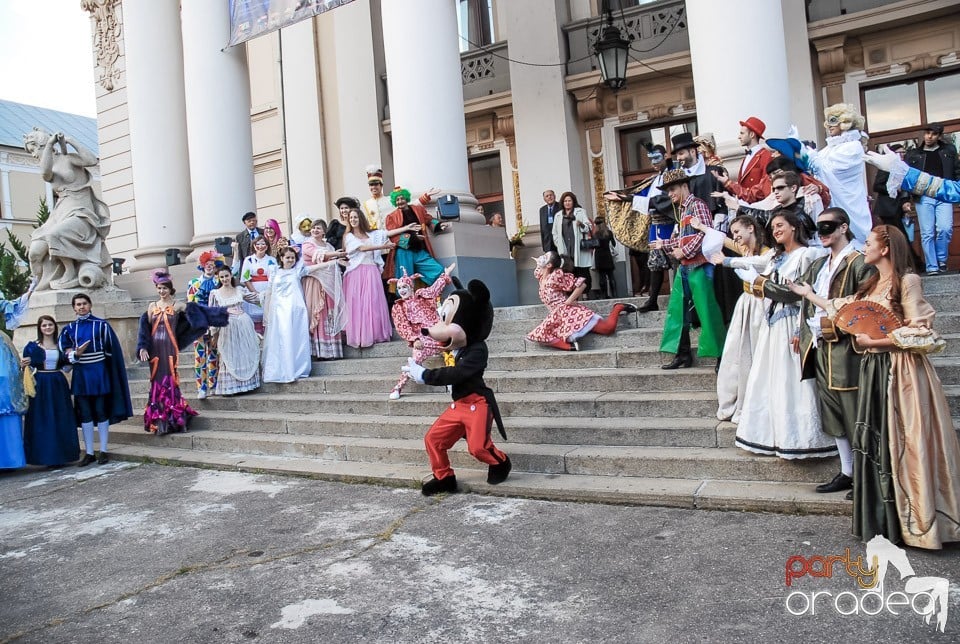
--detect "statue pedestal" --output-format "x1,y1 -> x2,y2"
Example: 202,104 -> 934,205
13,287 -> 144,361
430,219 -> 519,308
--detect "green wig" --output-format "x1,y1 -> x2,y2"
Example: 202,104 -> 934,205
390,187 -> 411,207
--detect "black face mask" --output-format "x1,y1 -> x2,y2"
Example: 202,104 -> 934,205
817,220 -> 841,236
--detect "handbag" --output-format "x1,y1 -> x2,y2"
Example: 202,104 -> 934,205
580,231 -> 600,250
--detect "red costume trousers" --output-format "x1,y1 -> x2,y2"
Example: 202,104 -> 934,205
425,393 -> 507,480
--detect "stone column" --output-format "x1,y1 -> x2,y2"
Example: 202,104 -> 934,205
686,0 -> 793,155
499,0 -> 586,231
381,0 -> 476,209
0,166 -> 11,218
121,0 -> 194,267
180,0 -> 257,252
380,0 -> 516,306
281,19 -> 329,219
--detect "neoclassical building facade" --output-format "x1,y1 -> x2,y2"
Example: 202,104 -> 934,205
81,0 -> 960,303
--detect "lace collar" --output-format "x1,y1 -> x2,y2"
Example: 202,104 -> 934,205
826,129 -> 863,147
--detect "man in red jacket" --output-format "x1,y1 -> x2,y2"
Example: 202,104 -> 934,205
713,116 -> 773,204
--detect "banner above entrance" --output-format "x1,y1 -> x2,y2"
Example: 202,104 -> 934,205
228,0 -> 356,47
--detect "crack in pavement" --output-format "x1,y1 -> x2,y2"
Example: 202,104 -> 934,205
0,465 -> 142,505
0,497 -> 442,643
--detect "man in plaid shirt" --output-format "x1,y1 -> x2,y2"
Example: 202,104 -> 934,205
650,169 -> 727,370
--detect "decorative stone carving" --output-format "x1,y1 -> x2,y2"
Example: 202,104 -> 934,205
462,54 -> 495,85
23,129 -> 112,291
586,3 -> 686,49
591,155 -> 607,219
814,35 -> 847,105
82,0 -> 123,92
574,87 -> 606,128
512,170 -> 522,230
495,114 -> 514,139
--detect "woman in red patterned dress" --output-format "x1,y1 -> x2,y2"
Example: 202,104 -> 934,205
526,252 -> 636,351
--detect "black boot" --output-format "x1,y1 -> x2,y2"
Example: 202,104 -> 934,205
487,455 -> 512,485
608,274 -> 618,299
637,269 -> 663,312
663,329 -> 692,369
422,475 -> 458,496
662,353 -> 693,370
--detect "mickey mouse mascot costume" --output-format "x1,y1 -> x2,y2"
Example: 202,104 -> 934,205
402,278 -> 511,495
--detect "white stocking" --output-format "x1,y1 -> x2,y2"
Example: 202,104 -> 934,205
97,421 -> 110,453
81,422 -> 95,455
836,437 -> 853,477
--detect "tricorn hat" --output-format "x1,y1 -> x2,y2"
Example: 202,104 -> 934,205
659,168 -> 691,190
334,196 -> 360,209
671,132 -> 698,153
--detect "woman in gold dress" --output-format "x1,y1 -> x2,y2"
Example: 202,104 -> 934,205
793,225 -> 960,549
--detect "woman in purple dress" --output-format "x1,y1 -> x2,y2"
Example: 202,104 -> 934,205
137,270 -> 228,434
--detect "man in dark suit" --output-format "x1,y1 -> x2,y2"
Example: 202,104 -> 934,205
539,189 -> 558,252
235,211 -> 265,262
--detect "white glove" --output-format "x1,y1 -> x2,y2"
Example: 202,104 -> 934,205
863,144 -> 905,174
401,357 -> 425,384
786,124 -> 800,141
734,267 -> 759,284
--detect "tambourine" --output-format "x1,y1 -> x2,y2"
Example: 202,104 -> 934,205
834,301 -> 902,340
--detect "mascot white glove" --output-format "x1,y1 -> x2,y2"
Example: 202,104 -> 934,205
401,357 -> 426,384
734,266 -> 759,284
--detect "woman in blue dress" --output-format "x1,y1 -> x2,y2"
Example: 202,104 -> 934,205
23,315 -> 79,466
0,288 -> 32,469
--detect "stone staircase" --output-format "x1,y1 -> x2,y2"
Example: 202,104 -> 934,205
109,274 -> 960,515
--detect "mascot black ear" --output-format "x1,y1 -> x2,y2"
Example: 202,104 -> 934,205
468,279 -> 494,342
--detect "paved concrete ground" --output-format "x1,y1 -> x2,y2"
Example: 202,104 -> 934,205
1,463 -> 958,644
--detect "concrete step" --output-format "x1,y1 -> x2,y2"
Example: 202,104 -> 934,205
126,344 -> 714,382
119,410 -> 723,448
130,390 -> 720,419
105,426 -> 839,483
103,444 -> 851,516
129,366 -> 719,397
331,326 -> 682,359
918,273 -> 959,295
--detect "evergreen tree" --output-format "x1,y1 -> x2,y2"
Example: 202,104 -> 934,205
0,197 -> 47,335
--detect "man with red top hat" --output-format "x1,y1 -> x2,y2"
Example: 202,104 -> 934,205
713,116 -> 773,204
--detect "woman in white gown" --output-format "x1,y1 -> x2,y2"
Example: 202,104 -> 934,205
731,210 -> 836,459
261,246 -> 333,383
209,266 -> 261,396
703,215 -> 770,423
